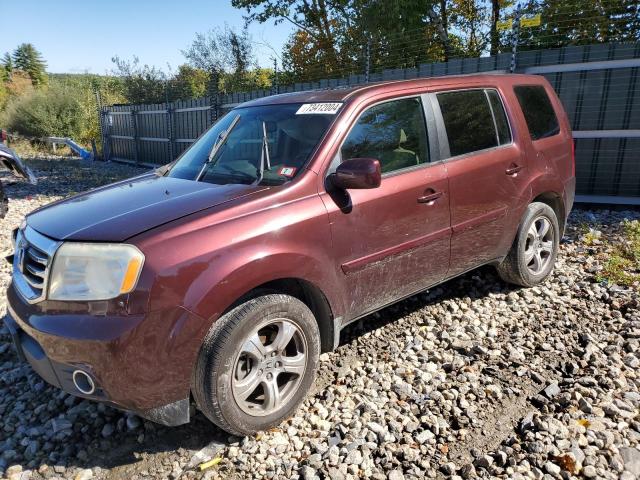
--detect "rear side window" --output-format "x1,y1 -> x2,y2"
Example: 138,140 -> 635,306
514,85 -> 560,140
437,89 -> 510,157
341,97 -> 429,174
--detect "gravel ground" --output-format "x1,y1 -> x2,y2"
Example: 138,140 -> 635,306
0,156 -> 639,480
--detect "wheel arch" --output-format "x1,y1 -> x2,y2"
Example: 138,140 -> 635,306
225,277 -> 338,353
531,191 -> 566,237
527,171 -> 567,237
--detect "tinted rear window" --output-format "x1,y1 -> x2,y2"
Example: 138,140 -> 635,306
514,85 -> 560,140
437,89 -> 503,157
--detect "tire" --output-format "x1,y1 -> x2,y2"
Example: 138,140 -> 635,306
193,294 -> 320,436
0,183 -> 7,219
497,202 -> 560,287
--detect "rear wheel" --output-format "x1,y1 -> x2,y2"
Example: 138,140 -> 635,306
193,294 -> 320,436
497,202 -> 560,287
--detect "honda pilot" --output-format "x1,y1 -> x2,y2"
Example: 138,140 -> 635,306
5,74 -> 575,435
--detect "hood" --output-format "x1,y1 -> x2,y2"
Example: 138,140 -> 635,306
27,174 -> 268,241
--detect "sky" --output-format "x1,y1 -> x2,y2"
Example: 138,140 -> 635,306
0,0 -> 294,74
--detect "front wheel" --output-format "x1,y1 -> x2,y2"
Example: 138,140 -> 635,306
497,202 -> 560,287
193,294 -> 320,436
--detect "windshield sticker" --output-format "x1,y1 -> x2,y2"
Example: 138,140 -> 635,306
278,166 -> 297,177
296,103 -> 342,115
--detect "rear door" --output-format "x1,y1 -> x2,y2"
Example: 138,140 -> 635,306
431,88 -> 528,276
321,95 -> 451,320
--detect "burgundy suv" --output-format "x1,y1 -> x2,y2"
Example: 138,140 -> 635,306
5,74 -> 575,435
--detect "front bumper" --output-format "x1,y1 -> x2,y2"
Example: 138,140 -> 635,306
4,283 -> 203,426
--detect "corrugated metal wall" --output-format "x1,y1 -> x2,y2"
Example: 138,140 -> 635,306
101,41 -> 640,202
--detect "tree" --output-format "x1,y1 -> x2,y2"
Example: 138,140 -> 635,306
170,65 -> 209,100
111,56 -> 167,104
232,0 -> 357,79
448,0 -> 489,57
518,0 -> 640,50
1,52 -> 13,80
490,0 -> 501,55
358,0 -> 448,69
182,24 -> 257,92
234,0 -> 484,80
12,43 -> 47,87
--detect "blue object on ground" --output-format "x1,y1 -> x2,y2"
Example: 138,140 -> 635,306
64,139 -> 93,160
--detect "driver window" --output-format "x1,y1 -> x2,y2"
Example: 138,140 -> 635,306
341,97 -> 429,174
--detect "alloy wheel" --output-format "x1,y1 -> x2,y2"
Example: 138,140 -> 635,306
524,215 -> 554,275
231,318 -> 307,416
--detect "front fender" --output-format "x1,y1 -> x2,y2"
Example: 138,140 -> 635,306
187,250 -> 344,322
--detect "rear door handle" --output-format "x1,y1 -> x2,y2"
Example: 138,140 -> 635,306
417,190 -> 443,204
505,164 -> 524,176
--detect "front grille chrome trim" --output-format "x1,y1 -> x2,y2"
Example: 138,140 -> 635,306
12,225 -> 61,304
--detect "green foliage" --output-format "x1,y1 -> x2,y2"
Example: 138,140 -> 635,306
1,85 -> 83,139
235,0 -> 360,80
49,73 -> 126,145
170,65 -> 209,100
1,52 -> 13,72
0,81 -> 7,111
595,220 -> 640,288
236,0 -> 506,81
236,0 -> 638,82
519,0 -> 640,50
1,53 -> 12,82
12,43 -> 48,88
111,56 -> 168,104
181,24 -> 259,93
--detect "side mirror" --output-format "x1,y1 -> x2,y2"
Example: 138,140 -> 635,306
330,158 -> 381,190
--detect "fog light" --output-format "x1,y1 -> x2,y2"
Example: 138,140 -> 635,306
72,370 -> 96,395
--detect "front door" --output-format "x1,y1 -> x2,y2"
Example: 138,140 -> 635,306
320,96 -> 451,321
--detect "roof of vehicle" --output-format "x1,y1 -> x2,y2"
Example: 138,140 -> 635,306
238,73 -> 547,108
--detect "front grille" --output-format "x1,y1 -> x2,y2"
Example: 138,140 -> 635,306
12,226 -> 60,304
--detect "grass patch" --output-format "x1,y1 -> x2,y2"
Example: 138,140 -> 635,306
596,219 -> 640,287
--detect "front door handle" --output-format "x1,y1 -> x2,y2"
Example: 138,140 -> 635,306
505,163 -> 524,176
417,190 -> 443,204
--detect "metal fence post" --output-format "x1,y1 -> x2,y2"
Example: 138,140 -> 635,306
273,57 -> 279,95
365,38 -> 371,83
166,106 -> 174,161
510,5 -> 522,73
94,88 -> 104,160
208,70 -> 219,125
165,82 -> 174,161
131,109 -> 139,164
102,108 -> 111,162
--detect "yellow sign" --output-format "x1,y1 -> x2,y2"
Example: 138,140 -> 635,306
521,14 -> 542,28
497,19 -> 513,31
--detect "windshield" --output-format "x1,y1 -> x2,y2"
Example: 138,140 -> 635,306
168,103 -> 338,185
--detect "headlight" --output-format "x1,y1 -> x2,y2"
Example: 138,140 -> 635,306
48,243 -> 145,301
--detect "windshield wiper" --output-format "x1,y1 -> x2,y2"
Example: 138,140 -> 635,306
196,114 -> 241,181
254,121 -> 272,185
